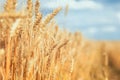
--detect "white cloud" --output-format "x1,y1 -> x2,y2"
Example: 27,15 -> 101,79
88,27 -> 97,34
102,26 -> 117,33
116,12 -> 120,21
84,26 -> 117,34
83,27 -> 98,34
43,0 -> 103,10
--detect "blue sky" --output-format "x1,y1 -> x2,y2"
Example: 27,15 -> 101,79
0,0 -> 120,40
40,0 -> 120,40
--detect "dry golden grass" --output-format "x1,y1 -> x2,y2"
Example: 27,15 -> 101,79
0,0 -> 120,80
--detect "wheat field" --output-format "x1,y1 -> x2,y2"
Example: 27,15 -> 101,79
0,0 -> 120,80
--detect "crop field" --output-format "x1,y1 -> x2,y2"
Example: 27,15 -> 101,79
0,0 -> 120,80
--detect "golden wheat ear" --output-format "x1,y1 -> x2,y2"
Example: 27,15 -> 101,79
4,0 -> 17,12
10,19 -> 21,37
26,0 -> 33,18
35,0 -> 40,17
33,0 -> 42,29
40,7 -> 62,28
